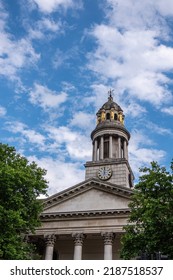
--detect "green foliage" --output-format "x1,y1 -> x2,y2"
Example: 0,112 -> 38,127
0,143 -> 48,259
121,161 -> 173,259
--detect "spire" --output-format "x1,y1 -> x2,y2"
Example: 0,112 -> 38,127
108,89 -> 114,101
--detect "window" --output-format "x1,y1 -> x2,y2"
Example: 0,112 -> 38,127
106,113 -> 110,120
114,114 -> 118,120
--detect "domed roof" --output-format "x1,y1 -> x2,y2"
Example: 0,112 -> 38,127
98,91 -> 123,112
91,89 -> 128,139
101,95 -> 122,111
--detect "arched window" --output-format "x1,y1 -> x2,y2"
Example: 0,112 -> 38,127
114,114 -> 118,120
106,113 -> 110,120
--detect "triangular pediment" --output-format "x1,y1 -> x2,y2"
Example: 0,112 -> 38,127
42,178 -> 133,214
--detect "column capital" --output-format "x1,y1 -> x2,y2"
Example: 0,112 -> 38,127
44,234 -> 56,246
72,233 -> 86,246
102,232 -> 115,245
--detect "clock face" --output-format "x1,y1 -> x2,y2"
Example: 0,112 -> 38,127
97,166 -> 112,180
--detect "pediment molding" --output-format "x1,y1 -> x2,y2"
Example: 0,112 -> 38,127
43,178 -> 133,211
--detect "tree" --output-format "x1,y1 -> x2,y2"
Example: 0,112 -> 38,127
0,143 -> 48,259
121,161 -> 173,259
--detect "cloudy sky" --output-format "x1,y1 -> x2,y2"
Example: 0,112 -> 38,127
0,0 -> 172,195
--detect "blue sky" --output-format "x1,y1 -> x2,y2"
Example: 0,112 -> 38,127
0,0 -> 172,195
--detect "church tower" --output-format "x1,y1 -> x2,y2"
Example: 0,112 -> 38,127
34,90 -> 134,261
85,90 -> 134,188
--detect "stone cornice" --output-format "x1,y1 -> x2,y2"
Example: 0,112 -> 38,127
91,122 -> 130,140
40,208 -> 131,220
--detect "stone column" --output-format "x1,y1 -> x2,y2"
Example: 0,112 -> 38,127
102,232 -> 115,260
126,142 -> 128,160
100,136 -> 104,160
72,233 -> 86,260
123,140 -> 127,159
92,142 -> 94,161
109,135 -> 113,158
44,234 -> 56,260
118,137 -> 121,158
94,139 -> 98,161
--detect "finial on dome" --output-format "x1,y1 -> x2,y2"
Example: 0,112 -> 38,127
108,89 -> 114,100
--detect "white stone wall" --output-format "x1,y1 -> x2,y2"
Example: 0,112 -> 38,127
85,162 -> 130,187
44,188 -> 129,213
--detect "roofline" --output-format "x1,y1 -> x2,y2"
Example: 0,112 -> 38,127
43,177 -> 134,210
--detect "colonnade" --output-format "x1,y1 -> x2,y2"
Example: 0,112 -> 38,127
92,135 -> 128,161
44,232 -> 115,260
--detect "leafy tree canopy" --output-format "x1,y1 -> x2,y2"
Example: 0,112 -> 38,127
121,161 -> 173,259
0,143 -> 48,259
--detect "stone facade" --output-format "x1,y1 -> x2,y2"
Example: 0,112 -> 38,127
85,159 -> 133,188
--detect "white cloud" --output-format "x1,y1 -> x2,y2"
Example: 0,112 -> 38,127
129,130 -> 166,177
61,81 -> 76,92
89,84 -> 111,110
31,0 -> 82,13
39,18 -> 61,32
88,24 -> 173,106
123,102 -> 147,118
4,120 -> 92,162
88,84 -> 147,119
52,47 -> 79,69
0,4 -> 39,80
28,18 -> 63,40
53,49 -> 70,69
29,83 -> 68,111
5,121 -> 46,147
145,122 -> 173,136
118,72 -> 171,105
86,0 -> 173,108
0,106 -> 6,117
46,126 -> 92,160
0,2 -> 8,31
0,36 -> 40,78
156,0 -> 173,16
28,156 -> 85,194
105,0 -> 168,32
70,111 -> 95,129
161,106 -> 173,115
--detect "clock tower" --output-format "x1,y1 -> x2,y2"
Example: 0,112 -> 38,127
85,90 -> 134,188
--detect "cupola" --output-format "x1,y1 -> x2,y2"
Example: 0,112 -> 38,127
91,90 -> 130,162
96,90 -> 124,125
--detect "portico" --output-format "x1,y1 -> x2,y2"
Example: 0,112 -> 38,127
34,231 -> 126,260
32,177 -> 132,260
42,232 -> 118,260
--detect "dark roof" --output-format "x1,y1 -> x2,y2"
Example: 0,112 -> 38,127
99,95 -> 122,112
